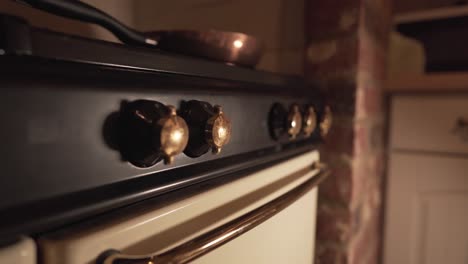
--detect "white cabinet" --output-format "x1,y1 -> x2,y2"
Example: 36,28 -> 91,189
384,154 -> 468,264
390,96 -> 468,154
384,95 -> 468,264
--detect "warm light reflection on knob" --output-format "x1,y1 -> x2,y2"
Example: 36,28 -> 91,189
158,106 -> 189,164
206,105 -> 232,154
302,106 -> 317,137
320,106 -> 333,137
287,104 -> 302,139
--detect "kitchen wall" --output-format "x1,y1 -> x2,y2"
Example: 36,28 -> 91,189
305,0 -> 392,263
0,0 -> 305,75
0,0 -> 135,42
132,0 -> 304,75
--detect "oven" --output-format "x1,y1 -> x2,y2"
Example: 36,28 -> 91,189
0,13 -> 331,264
38,151 -> 327,264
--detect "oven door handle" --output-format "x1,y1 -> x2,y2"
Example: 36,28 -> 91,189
98,162 -> 330,264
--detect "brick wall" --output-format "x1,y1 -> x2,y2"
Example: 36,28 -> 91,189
305,0 -> 392,263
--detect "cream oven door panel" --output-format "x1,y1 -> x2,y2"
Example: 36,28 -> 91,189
0,237 -> 36,264
193,188 -> 317,264
39,151 -> 321,264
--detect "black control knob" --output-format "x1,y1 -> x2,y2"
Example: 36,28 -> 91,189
180,100 -> 232,158
269,103 -> 303,140
119,100 -> 189,167
302,105 -> 317,137
320,105 -> 333,138
269,103 -> 288,140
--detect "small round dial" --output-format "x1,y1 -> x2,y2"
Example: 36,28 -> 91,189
268,103 -> 288,140
320,105 -> 333,137
181,100 -> 232,157
119,100 -> 189,167
302,105 -> 317,137
205,105 -> 232,154
287,104 -> 302,139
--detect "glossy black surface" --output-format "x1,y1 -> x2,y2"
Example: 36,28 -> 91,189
268,103 -> 289,140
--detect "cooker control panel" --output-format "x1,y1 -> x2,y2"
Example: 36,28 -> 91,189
115,99 -> 331,168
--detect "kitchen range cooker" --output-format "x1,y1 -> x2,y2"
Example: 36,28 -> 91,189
0,13 -> 331,264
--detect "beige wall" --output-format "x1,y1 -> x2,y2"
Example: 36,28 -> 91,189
133,0 -> 305,75
0,1 -> 135,42
0,0 -> 304,74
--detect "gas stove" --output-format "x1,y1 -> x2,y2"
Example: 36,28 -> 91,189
0,13 -> 331,246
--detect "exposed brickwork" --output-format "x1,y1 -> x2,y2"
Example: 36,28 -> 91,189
306,33 -> 359,79
318,162 -> 352,204
306,0 -> 360,39
316,202 -> 352,243
315,242 -> 348,264
306,0 -> 391,263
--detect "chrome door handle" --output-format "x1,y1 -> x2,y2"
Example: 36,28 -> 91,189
97,163 -> 330,264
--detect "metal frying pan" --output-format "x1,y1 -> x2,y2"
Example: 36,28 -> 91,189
17,0 -> 264,67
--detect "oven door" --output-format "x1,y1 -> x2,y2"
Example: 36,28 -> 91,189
39,150 -> 328,264
0,237 -> 36,264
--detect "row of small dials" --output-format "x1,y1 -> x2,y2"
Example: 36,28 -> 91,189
115,100 -> 332,168
117,100 -> 231,168
269,103 -> 332,141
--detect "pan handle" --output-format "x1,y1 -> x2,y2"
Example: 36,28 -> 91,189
16,0 -> 157,46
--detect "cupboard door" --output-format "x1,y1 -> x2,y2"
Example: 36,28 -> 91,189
390,96 -> 468,154
384,153 -> 468,264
